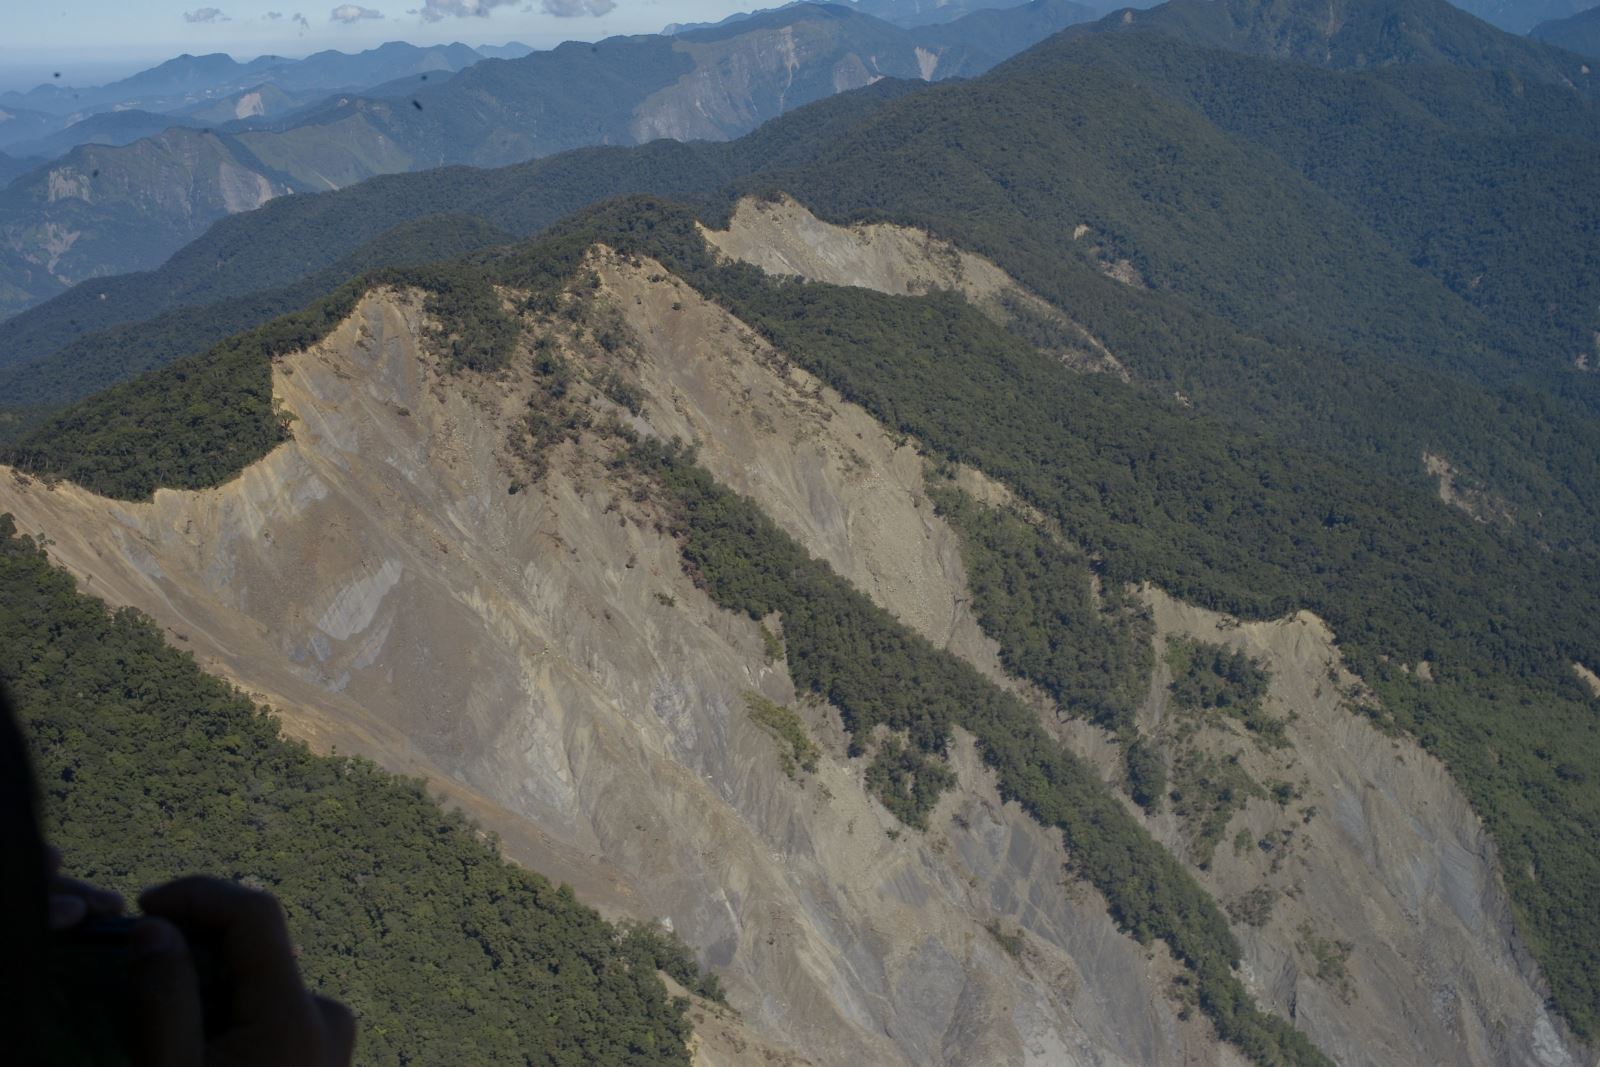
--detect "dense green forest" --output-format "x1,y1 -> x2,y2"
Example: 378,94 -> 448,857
10,20 -> 1600,548
927,484 -> 1159,804
927,484 -> 1153,734
627,440 -> 1331,1067
1070,0 -> 1599,91
747,46 -> 1600,550
11,22 -> 1597,561
0,515 -> 712,1066
926,484 -> 1284,858
1056,33 -> 1600,394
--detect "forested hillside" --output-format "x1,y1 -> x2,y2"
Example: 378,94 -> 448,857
5,48 -> 1596,563
1,515 -> 711,1066
1047,33 -> 1600,389
627,441 -> 1331,1066
1074,0 -> 1599,89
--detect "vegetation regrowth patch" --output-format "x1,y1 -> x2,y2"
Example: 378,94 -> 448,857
627,440 -> 1332,1066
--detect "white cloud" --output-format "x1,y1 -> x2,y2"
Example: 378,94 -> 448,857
183,7 -> 230,22
417,0 -> 515,19
330,3 -> 384,20
293,11 -> 311,28
539,0 -> 615,15
414,0 -> 612,18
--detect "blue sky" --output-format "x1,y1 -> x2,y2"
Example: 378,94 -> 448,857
1,0 -> 753,91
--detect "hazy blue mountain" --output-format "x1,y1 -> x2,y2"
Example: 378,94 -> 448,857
3,110 -> 211,161
919,0 -> 1100,49
269,41 -> 486,92
851,0 -> 1036,26
0,53 -> 288,117
0,152 -> 41,189
1081,0 -> 1596,90
172,82 -> 337,125
0,105 -> 63,152
475,42 -> 537,59
1449,0 -> 1592,33
0,41 -> 496,121
0,81 -> 920,377
1530,3 -> 1600,55
668,0 -> 1049,33
0,42 -> 506,163
0,3 -> 1092,318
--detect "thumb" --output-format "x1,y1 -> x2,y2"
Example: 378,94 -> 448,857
127,917 -> 204,1067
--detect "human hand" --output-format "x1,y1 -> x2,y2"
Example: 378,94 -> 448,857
128,876 -> 355,1067
45,845 -> 124,931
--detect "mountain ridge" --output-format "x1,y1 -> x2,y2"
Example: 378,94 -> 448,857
0,1 -> 1094,319
1531,3 -> 1600,56
1075,0 -> 1598,89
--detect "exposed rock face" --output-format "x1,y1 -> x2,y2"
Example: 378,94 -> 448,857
630,27 -> 891,145
701,195 -> 1126,378
0,129 -> 293,306
1135,594 -> 1578,1067
1422,450 -> 1515,526
0,240 -> 1587,1066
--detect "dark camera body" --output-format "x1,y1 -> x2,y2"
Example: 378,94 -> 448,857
44,916 -> 223,1065
44,917 -> 138,1067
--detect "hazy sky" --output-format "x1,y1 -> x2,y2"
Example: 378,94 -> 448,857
1,0 -> 754,90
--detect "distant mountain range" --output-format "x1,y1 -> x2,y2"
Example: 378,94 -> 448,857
1531,3 -> 1600,55
4,0 -> 1595,419
665,0 -> 1050,33
1452,0 -> 1594,33
0,41 -> 529,123
0,0 -> 1096,319
1079,0 -> 1597,87
0,41 -> 533,171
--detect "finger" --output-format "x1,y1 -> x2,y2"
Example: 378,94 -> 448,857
314,995 -> 357,1067
50,875 -> 124,915
47,893 -> 86,931
139,877 -> 304,1014
127,918 -> 204,1067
